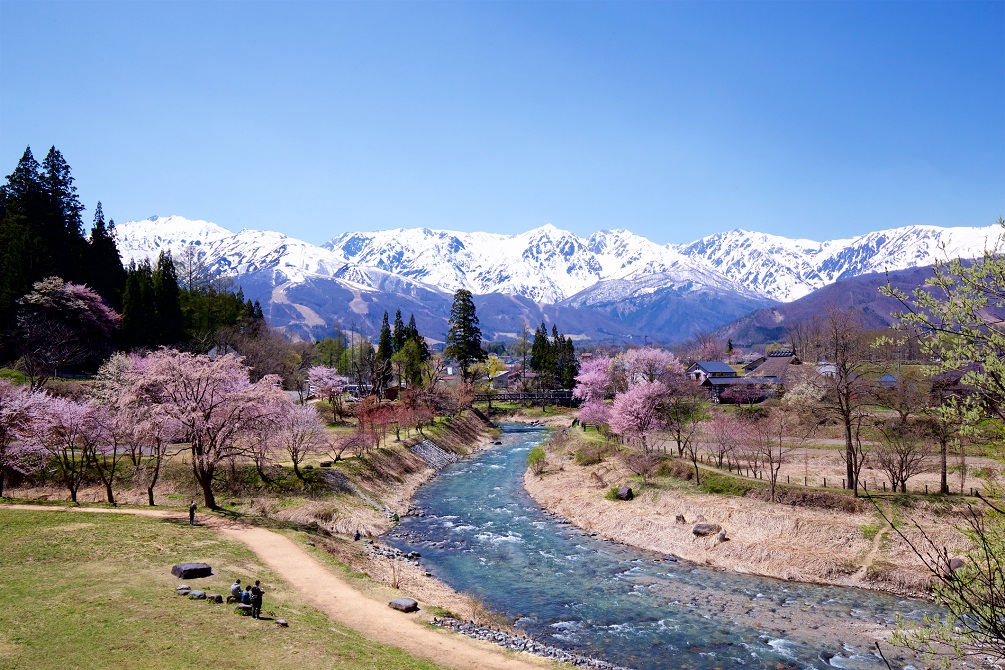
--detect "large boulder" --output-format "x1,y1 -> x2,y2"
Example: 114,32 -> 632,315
692,523 -> 722,537
171,562 -> 213,579
388,598 -> 419,613
616,487 -> 634,501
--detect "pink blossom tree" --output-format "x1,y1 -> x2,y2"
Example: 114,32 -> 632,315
128,349 -> 289,509
577,399 -> 612,431
622,347 -> 683,384
273,404 -> 328,481
702,412 -> 753,469
37,395 -> 97,503
308,365 -> 348,424
86,405 -> 129,505
573,355 -> 614,403
15,277 -> 121,390
0,380 -> 47,497
93,353 -> 183,505
608,380 -> 668,453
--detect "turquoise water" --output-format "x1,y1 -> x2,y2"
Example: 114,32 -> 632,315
384,424 -> 935,669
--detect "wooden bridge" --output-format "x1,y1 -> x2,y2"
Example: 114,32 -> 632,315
473,390 -> 578,406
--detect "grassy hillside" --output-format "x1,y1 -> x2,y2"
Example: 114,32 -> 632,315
0,509 -> 445,670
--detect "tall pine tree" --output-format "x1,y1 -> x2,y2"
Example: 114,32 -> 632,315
444,289 -> 484,382
86,202 -> 127,309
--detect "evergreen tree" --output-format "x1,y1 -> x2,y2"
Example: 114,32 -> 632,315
375,311 -> 394,390
152,251 -> 184,345
444,289 -> 484,382
530,322 -> 551,388
39,147 -> 87,280
121,260 -> 155,349
405,314 -> 429,361
0,149 -> 48,330
392,309 -> 406,353
86,202 -> 127,309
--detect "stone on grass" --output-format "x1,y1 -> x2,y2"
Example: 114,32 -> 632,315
947,557 -> 967,576
171,562 -> 213,579
616,487 -> 634,501
692,523 -> 722,537
226,595 -> 239,604
205,593 -> 223,603
187,590 -> 207,600
389,598 -> 419,613
275,619 -> 289,627
235,603 -> 253,615
176,589 -> 191,596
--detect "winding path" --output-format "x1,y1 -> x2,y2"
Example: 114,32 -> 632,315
1,504 -> 552,670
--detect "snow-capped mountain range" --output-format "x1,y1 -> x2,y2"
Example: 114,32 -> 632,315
115,216 -> 1000,342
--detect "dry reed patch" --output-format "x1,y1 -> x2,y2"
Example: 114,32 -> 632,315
523,458 -> 947,594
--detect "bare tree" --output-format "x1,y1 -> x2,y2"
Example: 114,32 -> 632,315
620,450 -> 660,485
751,409 -> 806,501
818,309 -> 877,494
874,419 -> 932,493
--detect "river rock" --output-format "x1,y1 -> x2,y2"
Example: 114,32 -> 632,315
171,562 -> 212,579
388,598 -> 419,613
692,523 -> 721,537
616,487 -> 634,501
947,557 -> 966,576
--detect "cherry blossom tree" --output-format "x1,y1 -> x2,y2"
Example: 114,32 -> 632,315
622,347 -> 683,384
0,380 -> 47,497
577,399 -> 611,431
128,349 -> 289,509
573,355 -> 614,403
15,277 -> 121,390
274,404 -> 327,481
608,380 -> 668,453
92,353 -> 183,505
37,395 -> 97,503
308,365 -> 347,424
702,412 -> 753,469
86,405 -> 129,505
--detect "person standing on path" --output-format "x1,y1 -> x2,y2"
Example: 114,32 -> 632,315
189,501 -> 197,526
250,579 -> 264,619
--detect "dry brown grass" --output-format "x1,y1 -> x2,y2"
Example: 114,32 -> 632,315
524,452 -> 971,596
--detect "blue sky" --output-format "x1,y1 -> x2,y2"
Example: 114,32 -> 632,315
1,1 -> 1002,245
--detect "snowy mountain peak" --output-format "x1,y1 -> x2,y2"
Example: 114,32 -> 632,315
118,215 -> 1001,307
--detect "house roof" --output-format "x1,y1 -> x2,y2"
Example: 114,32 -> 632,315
688,361 -> 736,375
745,354 -> 797,381
704,376 -> 782,388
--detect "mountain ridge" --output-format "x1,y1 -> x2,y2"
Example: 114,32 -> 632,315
115,216 -> 1000,344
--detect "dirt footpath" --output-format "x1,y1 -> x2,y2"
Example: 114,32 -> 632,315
2,504 -> 554,670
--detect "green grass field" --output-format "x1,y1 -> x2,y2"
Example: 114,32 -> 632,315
0,509 -> 446,670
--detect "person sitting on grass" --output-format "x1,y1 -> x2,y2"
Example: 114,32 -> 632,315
242,585 -> 252,606
230,579 -> 242,601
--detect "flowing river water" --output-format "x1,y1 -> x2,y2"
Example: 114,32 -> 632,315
384,424 -> 939,670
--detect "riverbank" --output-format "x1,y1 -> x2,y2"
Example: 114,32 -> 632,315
522,426 -> 970,599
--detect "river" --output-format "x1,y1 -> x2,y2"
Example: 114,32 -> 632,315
384,424 -> 937,670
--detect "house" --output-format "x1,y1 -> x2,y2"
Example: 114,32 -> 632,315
743,352 -> 799,387
685,361 -> 738,384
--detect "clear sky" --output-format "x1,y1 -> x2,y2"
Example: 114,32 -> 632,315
1,1 -> 1002,246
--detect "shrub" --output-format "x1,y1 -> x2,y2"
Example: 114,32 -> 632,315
527,447 -> 547,475
604,486 -> 621,501
699,472 -> 760,497
574,443 -> 614,466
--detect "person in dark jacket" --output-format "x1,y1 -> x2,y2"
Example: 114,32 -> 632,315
250,580 -> 265,619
